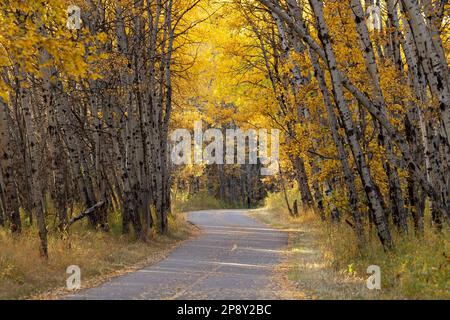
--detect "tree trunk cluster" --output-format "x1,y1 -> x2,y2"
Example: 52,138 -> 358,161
0,0 -> 192,257
241,0 -> 449,248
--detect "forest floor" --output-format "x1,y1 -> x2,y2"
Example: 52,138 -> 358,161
0,212 -> 197,300
252,207 -> 449,300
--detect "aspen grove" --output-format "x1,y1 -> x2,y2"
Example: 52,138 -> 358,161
229,0 -> 449,250
0,0 -> 202,257
0,0 -> 449,261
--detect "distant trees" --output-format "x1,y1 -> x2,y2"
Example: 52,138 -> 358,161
173,119 -> 269,208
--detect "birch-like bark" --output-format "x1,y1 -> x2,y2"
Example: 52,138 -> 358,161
350,0 -> 408,233
309,48 -> 365,244
0,99 -> 21,234
248,14 -> 314,209
20,81 -> 48,256
115,4 -> 144,238
386,0 -> 402,70
0,174 -> 5,226
42,67 -> 68,231
259,0 -> 448,224
308,0 -> 393,248
400,0 -> 450,147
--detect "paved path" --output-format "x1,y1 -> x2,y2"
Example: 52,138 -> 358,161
67,210 -> 288,300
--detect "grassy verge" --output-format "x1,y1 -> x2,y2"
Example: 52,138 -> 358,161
252,190 -> 450,300
0,211 -> 196,300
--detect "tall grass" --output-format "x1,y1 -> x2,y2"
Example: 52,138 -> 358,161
321,221 -> 450,299
257,190 -> 450,299
0,209 -> 193,299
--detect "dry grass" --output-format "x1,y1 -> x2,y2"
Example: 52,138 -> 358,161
319,222 -> 449,299
252,208 -> 376,299
0,212 -> 196,300
252,190 -> 450,300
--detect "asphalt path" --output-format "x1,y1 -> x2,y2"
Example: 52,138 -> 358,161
67,210 -> 288,300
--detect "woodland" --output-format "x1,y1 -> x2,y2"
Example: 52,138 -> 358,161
0,1 -> 448,296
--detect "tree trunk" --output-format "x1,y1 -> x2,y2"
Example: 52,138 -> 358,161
308,0 -> 393,249
0,100 -> 21,234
